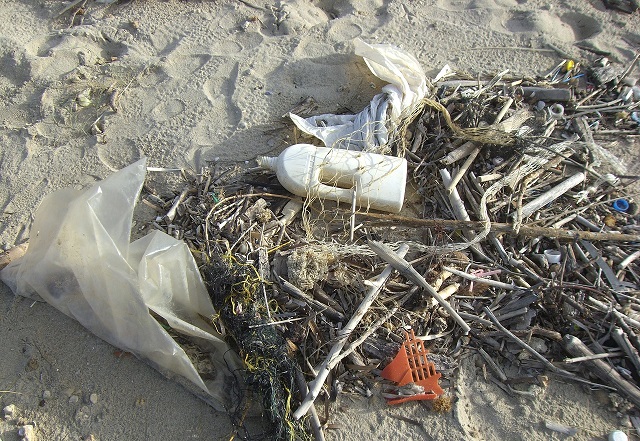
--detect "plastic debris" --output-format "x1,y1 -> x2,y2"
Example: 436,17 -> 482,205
544,249 -> 562,264
609,430 -> 629,441
0,159 -> 239,411
380,329 -> 443,404
613,199 -> 630,212
289,38 -> 426,152
548,103 -> 565,120
257,143 -> 408,212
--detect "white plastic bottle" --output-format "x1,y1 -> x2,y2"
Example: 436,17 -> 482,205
257,144 -> 407,213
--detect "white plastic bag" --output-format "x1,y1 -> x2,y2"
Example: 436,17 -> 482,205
0,158 -> 237,411
289,38 -> 426,152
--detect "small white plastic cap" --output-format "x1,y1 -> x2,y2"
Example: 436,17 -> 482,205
609,430 -> 628,441
544,249 -> 562,264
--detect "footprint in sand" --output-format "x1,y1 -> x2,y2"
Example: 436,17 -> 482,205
494,10 -> 601,42
210,40 -> 243,56
151,98 -> 186,122
24,29 -> 128,79
316,0 -> 386,18
436,0 -> 520,11
162,53 -> 211,78
210,32 -> 264,56
194,61 -> 242,145
561,11 -> 603,40
97,140 -> 142,172
0,39 -> 31,88
327,18 -> 363,42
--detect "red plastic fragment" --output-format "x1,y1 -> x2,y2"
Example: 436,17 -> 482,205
380,329 -> 444,404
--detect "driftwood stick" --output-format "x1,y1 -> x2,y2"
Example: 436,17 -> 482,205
513,327 -> 562,342
458,311 -> 493,327
357,212 -> 640,242
563,352 -> 623,364
563,335 -> 640,408
619,250 -> 640,271
494,97 -> 514,124
316,290 -> 413,371
294,371 -> 325,441
478,348 -> 508,382
369,240 -> 471,334
588,298 -> 640,329
429,283 -> 460,307
441,141 -> 477,165
612,327 -> 640,374
164,187 -> 192,223
442,266 -> 517,290
446,148 -> 480,192
440,168 -> 488,259
515,172 -> 586,219
440,168 -> 472,222
292,244 -> 410,420
618,319 -> 640,355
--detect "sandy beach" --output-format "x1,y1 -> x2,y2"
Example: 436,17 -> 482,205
1,0 -> 640,439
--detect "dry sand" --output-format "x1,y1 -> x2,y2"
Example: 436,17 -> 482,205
1,0 -> 639,439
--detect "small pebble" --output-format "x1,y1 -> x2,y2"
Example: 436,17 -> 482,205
3,404 -> 16,419
42,391 -> 51,400
69,395 -> 79,404
89,393 -> 98,405
18,424 -> 36,441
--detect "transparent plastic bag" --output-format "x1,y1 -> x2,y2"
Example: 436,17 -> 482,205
289,38 -> 426,152
0,158 -> 238,411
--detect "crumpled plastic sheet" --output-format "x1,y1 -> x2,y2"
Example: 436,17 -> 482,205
1,158 -> 238,411
289,38 -> 427,152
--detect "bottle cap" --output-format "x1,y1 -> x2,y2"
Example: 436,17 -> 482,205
549,103 -> 564,119
612,199 -> 630,212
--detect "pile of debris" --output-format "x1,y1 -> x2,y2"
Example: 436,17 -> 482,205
143,54 -> 640,440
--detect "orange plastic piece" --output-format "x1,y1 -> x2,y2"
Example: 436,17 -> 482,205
380,329 -> 444,404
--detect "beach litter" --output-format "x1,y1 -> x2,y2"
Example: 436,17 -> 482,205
1,40 -> 640,440
379,329 -> 444,405
0,159 -> 240,412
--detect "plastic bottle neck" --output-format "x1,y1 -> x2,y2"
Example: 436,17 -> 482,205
256,155 -> 277,172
